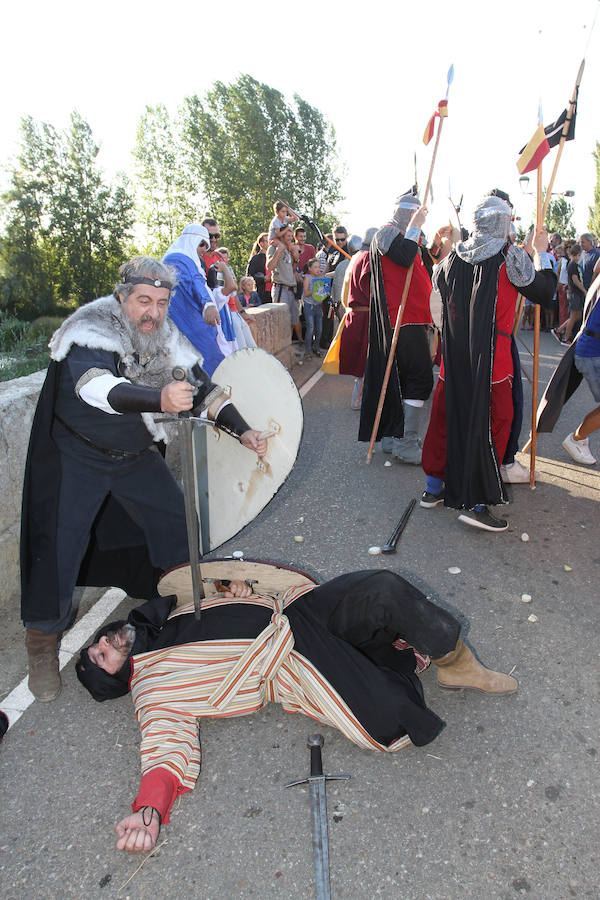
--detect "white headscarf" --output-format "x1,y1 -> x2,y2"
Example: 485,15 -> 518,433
164,223 -> 210,275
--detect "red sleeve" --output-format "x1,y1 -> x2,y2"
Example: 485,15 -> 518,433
132,766 -> 191,824
352,253 -> 371,307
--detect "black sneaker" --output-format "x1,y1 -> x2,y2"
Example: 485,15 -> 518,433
420,488 -> 445,508
312,348 -> 322,357
458,507 -> 508,532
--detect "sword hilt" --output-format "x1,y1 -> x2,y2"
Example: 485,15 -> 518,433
284,734 -> 351,789
172,366 -> 193,419
308,734 -> 324,776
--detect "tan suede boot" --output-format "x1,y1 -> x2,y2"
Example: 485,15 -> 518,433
25,629 -> 61,701
433,639 -> 518,695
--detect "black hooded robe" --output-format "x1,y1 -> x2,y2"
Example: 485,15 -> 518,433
434,250 -> 556,509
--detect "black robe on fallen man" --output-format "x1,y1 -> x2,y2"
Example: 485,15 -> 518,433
78,570 -> 467,748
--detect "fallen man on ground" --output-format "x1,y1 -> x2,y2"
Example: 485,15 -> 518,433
76,568 -> 517,853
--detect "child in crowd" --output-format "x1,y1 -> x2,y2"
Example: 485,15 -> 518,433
302,258 -> 326,359
553,243 -> 586,345
268,200 -> 298,242
211,247 -> 254,351
237,276 -> 262,308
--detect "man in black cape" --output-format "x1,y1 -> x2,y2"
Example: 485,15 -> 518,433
420,192 -> 556,532
358,190 -> 447,464
20,256 -> 266,702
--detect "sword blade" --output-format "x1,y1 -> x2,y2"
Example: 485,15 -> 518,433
179,416 -> 204,619
309,778 -> 331,900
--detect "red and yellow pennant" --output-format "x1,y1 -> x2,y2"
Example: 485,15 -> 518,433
423,99 -> 448,146
517,123 -> 550,175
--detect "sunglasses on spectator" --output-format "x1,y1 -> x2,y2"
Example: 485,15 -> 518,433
209,233 -> 220,240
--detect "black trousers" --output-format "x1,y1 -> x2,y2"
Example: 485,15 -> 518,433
27,438 -> 188,633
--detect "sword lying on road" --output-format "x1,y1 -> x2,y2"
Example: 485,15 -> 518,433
285,734 -> 350,900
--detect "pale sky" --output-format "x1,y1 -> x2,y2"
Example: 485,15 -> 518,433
2,0 -> 599,241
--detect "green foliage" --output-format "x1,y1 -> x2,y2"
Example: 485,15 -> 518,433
0,315 -> 30,350
182,75 -> 342,275
0,313 -> 50,381
29,316 -> 65,343
134,104 -> 202,255
0,112 -> 135,319
545,196 -> 576,239
0,117 -> 60,317
0,77 -> 341,374
589,141 -> 600,236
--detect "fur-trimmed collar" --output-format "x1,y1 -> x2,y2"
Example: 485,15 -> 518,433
49,295 -> 201,442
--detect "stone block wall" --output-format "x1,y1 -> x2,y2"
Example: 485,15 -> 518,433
245,303 -> 292,368
0,371 -> 47,610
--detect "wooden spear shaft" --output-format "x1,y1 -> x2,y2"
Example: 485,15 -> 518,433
541,59 -> 584,222
529,166 -> 543,488
524,59 -> 584,462
365,117 -> 445,463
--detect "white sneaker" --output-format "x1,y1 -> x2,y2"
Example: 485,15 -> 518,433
500,460 -> 531,483
562,432 -> 597,465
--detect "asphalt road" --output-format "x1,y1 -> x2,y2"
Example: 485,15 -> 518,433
1,333 -> 598,900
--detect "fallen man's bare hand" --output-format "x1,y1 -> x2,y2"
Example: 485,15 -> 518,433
115,811 -> 160,853
221,579 -> 252,598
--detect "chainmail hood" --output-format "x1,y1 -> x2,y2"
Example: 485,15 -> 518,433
456,196 -> 512,264
456,196 -> 535,286
391,191 -> 421,234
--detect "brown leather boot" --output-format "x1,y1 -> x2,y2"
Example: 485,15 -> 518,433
433,639 -> 518,695
25,629 -> 61,701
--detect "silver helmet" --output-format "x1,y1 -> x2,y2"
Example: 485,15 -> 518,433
347,234 -> 362,255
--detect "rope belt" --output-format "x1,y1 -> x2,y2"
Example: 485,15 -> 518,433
208,593 -> 293,710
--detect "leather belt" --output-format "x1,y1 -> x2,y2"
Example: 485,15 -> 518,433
54,415 -> 145,460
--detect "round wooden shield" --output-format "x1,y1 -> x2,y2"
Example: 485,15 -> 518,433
193,348 -> 303,553
159,558 -> 319,607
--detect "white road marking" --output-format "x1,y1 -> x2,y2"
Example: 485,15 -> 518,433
299,368 -> 324,398
3,588 -> 126,729
3,369 -> 325,731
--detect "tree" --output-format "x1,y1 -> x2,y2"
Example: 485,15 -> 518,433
0,117 -> 59,317
182,75 -> 342,274
545,196 -> 576,239
133,104 -> 201,255
51,111 -> 135,303
589,140 -> 600,236
0,112 -> 135,316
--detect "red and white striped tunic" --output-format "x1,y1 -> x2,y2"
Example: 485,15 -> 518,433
131,582 -> 412,798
